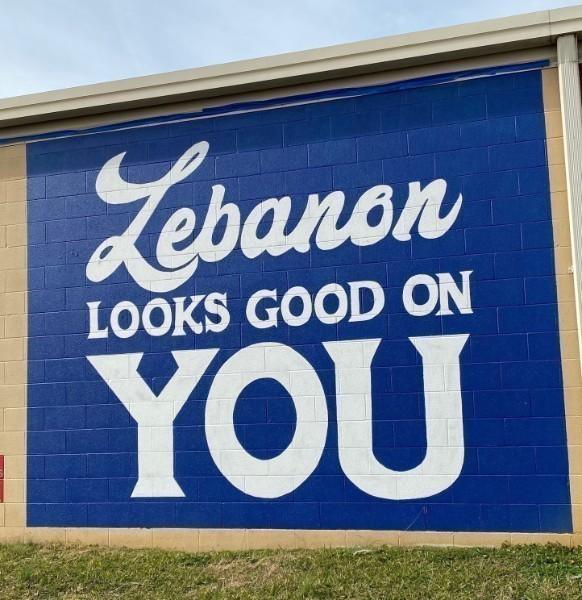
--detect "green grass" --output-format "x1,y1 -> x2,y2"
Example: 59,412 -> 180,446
0,543 -> 580,599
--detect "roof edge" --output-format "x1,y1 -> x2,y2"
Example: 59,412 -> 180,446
0,7 -> 580,130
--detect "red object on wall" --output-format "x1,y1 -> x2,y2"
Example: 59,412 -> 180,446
0,455 -> 5,502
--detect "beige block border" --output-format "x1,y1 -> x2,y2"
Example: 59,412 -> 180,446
0,143 -> 27,531
0,66 -> 580,552
543,66 -> 582,535
0,528 -> 576,550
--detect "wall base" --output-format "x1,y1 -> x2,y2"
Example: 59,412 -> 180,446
0,528 -> 578,552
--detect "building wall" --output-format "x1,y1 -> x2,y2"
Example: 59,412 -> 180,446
0,62 -> 580,549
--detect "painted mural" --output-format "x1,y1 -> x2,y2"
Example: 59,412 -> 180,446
26,64 -> 572,531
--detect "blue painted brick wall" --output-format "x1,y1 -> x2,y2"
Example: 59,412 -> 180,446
26,65 -> 572,532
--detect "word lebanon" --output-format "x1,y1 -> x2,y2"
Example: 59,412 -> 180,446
86,141 -> 475,502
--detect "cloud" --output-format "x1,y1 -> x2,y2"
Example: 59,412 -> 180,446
0,0 -> 577,98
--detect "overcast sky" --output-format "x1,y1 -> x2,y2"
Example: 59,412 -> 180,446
0,0 -> 579,99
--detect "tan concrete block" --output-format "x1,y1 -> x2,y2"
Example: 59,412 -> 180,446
66,528 -> 110,547
0,384 -> 25,408
0,181 -> 6,204
549,164 -> 567,192
571,533 -> 582,546
564,389 -> 582,416
345,530 -> 399,548
0,316 -> 5,337
4,408 -> 25,431
510,533 -> 571,546
554,246 -> 574,276
4,314 -> 26,338
0,226 -> 5,248
542,68 -> 561,112
0,246 -> 26,269
0,145 -> 25,160
568,448 -> 582,476
4,270 -> 26,294
556,274 -> 576,305
0,156 -> 25,181
0,202 -> 25,225
4,502 -> 25,526
562,359 -> 582,387
560,330 -> 581,361
0,298 -> 25,322
108,528 -> 153,549
0,527 -> 24,543
557,302 -> 577,332
0,504 -> 5,526
0,431 -> 25,454
198,529 -> 247,551
571,504 -> 582,533
5,179 -> 26,203
5,454 -> 26,478
245,529 -> 297,550
565,401 -> 582,422
6,224 -> 25,247
399,531 -> 454,547
567,415 -> 582,438
570,475 -> 582,503
544,110 -> 564,138
0,361 -> 5,385
292,530 -> 346,549
547,137 -> 565,166
152,529 -> 200,552
0,339 -> 24,362
4,362 -> 26,385
4,269 -> 28,292
24,528 -> 67,544
2,292 -> 25,315
4,271 -> 26,297
4,479 -> 25,503
550,190 -> 570,221
551,220 -> 572,248
453,532 -> 511,547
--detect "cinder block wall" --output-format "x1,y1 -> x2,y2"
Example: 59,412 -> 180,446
0,142 -> 27,538
0,64 -> 580,550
